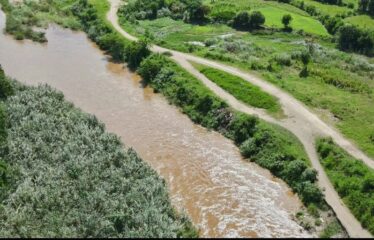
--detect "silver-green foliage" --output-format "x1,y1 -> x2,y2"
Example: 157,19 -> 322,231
0,85 -> 191,237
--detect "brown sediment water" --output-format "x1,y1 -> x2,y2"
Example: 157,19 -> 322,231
0,10 -> 311,238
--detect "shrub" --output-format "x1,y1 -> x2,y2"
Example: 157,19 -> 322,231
0,66 -> 14,100
338,25 -> 374,56
274,53 -> 292,66
227,113 -> 258,144
232,11 -> 265,30
125,40 -> 151,70
282,14 -> 293,30
138,54 -> 168,84
317,138 -> 374,235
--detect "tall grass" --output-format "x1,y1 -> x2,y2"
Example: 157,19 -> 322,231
316,138 -> 374,235
0,83 -> 197,237
194,64 -> 282,116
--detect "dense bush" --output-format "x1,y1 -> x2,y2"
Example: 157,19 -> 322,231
0,83 -> 197,237
319,15 -> 344,35
71,0 -> 150,66
0,0 -> 46,42
0,66 -> 14,100
232,11 -> 265,31
338,25 -> 374,56
282,14 -> 293,31
0,0 -> 81,42
317,138 -> 374,235
118,0 -> 209,24
359,0 -> 374,17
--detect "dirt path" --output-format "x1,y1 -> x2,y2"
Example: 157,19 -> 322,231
107,0 -> 372,237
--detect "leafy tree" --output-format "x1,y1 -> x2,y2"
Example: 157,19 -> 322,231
227,113 -> 258,144
300,181 -> 323,204
232,11 -> 251,30
338,25 -> 374,56
232,11 -> 265,30
0,66 -> 14,100
249,11 -> 265,29
125,40 -> 151,70
283,160 -> 307,180
299,51 -> 311,78
282,14 -> 293,31
99,33 -> 126,61
359,0 -> 369,12
138,54 -> 167,84
369,0 -> 374,16
182,0 -> 210,23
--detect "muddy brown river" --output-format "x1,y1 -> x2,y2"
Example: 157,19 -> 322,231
0,10 -> 311,237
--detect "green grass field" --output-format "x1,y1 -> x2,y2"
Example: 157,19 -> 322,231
344,15 -> 374,31
298,0 -> 353,16
257,6 -> 328,36
204,0 -> 328,36
193,63 -> 283,116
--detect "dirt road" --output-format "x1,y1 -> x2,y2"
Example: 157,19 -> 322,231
107,0 -> 372,237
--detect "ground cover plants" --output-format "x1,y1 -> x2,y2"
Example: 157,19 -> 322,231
317,138 -> 374,234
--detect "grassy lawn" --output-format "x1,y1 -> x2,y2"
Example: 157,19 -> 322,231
298,0 -> 353,16
257,6 -> 328,36
204,0 -> 328,36
193,63 -> 283,117
344,15 -> 374,31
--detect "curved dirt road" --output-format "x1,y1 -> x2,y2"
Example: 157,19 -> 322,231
107,0 -> 372,237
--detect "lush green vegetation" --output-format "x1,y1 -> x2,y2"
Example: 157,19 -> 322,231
0,65 -> 197,237
0,66 -> 16,203
358,0 -> 374,17
204,0 -> 329,35
317,138 -> 374,235
338,24 -> 374,55
193,64 -> 282,116
70,0 -> 150,66
344,15 -> 374,31
319,220 -> 345,238
0,0 -> 80,42
118,0 -> 374,159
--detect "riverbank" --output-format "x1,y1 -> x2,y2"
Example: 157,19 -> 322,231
0,7 -> 312,237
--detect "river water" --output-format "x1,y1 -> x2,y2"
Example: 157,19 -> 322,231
0,10 -> 311,237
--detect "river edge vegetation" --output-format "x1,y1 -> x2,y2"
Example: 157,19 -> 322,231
74,0 -> 347,236
317,138 -> 374,234
0,0 -> 81,42
0,0 -> 347,237
0,66 -> 197,237
117,0 -> 374,160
